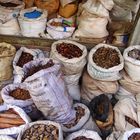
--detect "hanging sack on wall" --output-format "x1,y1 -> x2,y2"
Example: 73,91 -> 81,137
18,7 -> 48,37
87,43 -> 124,81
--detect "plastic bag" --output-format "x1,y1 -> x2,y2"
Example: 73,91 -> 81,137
0,104 -> 31,136
50,40 -> 87,100
47,18 -> 75,39
73,10 -> 109,38
87,43 -> 124,81
62,103 -> 90,133
13,47 -> 45,83
66,129 -> 102,140
18,7 -> 48,37
0,18 -> 20,35
119,70 -> 140,95
123,45 -> 140,81
21,58 -> 75,124
114,88 -> 138,131
17,120 -> 63,140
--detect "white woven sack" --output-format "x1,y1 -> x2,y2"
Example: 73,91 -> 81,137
82,0 -> 109,18
17,120 -> 63,140
0,18 -> 20,35
87,43 -> 124,81
99,0 -> 114,11
66,129 -> 102,140
0,105 -> 31,136
47,18 -> 75,39
13,47 -> 45,83
62,103 -> 90,133
50,40 -> 87,75
123,45 -> 140,81
0,135 -> 15,140
106,131 -> 122,140
1,83 -> 33,108
73,10 -> 109,38
21,58 -> 75,124
18,7 -> 48,37
119,128 -> 140,140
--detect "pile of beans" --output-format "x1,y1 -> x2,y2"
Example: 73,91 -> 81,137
93,47 -> 120,69
22,59 -> 54,81
56,43 -> 83,59
21,124 -> 59,140
128,133 -> 140,140
9,88 -> 31,100
64,106 -> 85,128
16,52 -> 33,67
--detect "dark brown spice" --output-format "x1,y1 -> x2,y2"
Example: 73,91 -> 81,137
93,47 -> 120,69
128,133 -> 140,140
22,59 -> 54,82
64,106 -> 85,128
56,43 -> 83,59
73,136 -> 93,140
16,52 -> 33,67
0,2 -> 19,7
9,88 -> 31,100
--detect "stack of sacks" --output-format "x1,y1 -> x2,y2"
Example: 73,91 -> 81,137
0,0 -> 25,35
81,43 -> 123,104
73,0 -> 114,39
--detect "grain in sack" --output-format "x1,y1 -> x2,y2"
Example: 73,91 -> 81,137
123,45 -> 140,81
87,43 -> 124,81
0,42 -> 16,82
13,47 -> 45,83
18,7 -> 48,37
18,58 -> 76,124
50,40 -> 87,100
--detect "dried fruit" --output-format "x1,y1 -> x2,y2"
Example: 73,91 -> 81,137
128,133 -> 140,140
93,47 -> 120,69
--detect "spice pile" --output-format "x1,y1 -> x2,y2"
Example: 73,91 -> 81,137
64,106 -> 85,128
9,88 -> 31,100
56,43 -> 82,59
0,109 -> 25,129
22,59 -> 54,81
128,133 -> 140,140
73,136 -> 93,140
93,47 -> 120,69
128,49 -> 140,60
16,52 -> 33,67
0,2 -> 19,7
21,124 -> 59,140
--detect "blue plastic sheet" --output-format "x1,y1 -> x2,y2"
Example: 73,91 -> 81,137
24,10 -> 42,19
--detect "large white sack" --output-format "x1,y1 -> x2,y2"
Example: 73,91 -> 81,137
17,120 -> 63,140
66,129 -> 102,140
47,18 -> 75,39
13,47 -> 45,83
87,43 -> 124,81
82,0 -> 109,18
123,45 -> 140,81
0,135 -> 15,140
18,7 -> 48,37
50,40 -> 87,100
106,131 -> 122,140
0,104 -> 31,136
73,10 -> 109,38
21,58 -> 75,124
0,18 -> 20,35
99,0 -> 114,11
114,88 -> 138,131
